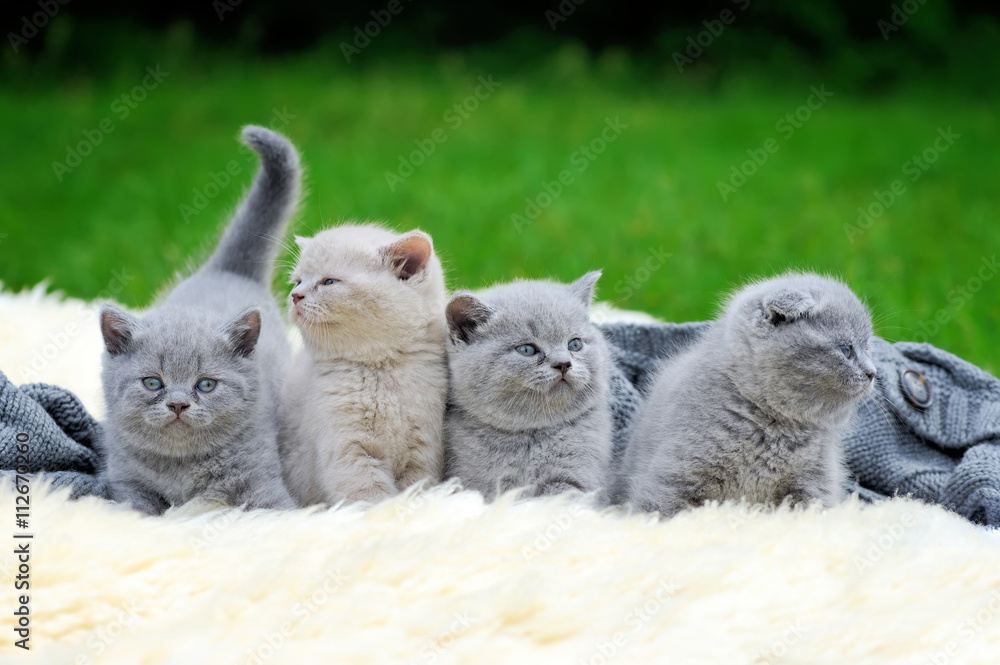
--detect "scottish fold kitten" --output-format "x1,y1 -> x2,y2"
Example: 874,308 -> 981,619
100,126 -> 300,514
279,224 -> 448,506
616,272 -> 876,516
443,272 -> 613,502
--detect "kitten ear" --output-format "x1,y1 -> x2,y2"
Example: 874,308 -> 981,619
100,305 -> 139,356
221,308 -> 262,358
569,270 -> 602,308
762,289 -> 815,325
446,292 -> 493,343
294,235 -> 311,251
381,231 -> 433,281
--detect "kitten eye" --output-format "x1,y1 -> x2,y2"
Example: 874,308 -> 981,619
196,378 -> 217,393
567,338 -> 583,352
839,344 -> 854,359
515,344 -> 538,357
322,278 -> 339,286
142,377 -> 163,391
291,278 -> 301,286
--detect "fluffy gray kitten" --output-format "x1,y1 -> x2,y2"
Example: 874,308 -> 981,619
616,272 -> 877,516
443,272 -> 614,503
99,126 -> 300,515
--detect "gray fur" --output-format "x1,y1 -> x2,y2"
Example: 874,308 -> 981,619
616,272 -> 877,516
204,127 -> 301,284
443,272 -> 614,503
100,126 -> 300,514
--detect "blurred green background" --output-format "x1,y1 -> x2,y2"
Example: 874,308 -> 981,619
1,2 -> 997,374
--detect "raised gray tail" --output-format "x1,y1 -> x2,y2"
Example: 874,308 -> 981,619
206,126 -> 301,284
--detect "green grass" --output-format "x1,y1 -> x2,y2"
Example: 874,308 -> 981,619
1,45 -> 998,375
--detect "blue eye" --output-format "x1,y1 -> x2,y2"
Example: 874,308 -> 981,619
839,344 -> 854,359
196,379 -> 217,393
142,377 -> 163,391
568,338 -> 583,352
515,344 -> 538,357
322,278 -> 339,286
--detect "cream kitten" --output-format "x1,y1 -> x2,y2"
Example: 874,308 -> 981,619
279,224 -> 448,505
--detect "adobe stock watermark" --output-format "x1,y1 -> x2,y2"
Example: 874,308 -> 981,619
245,568 -> 350,665
853,512 -> 915,574
613,246 -> 671,301
522,503 -> 584,561
844,126 -> 960,243
179,107 -> 295,224
390,485 -> 438,524
188,509 -> 241,554
51,65 -> 170,182
672,0 -> 751,72
726,504 -> 767,532
577,579 -> 680,665
213,0 -> 243,21
512,116 -> 628,233
7,0 -> 70,54
384,75 -> 502,192
926,589 -> 1000,665
878,0 -> 929,40
716,84 -> 833,201
340,0 -> 412,62
910,256 -> 998,345
15,268 -> 135,383
70,598 -> 145,665
545,0 -> 586,31
415,611 -> 478,664
752,620 -> 809,664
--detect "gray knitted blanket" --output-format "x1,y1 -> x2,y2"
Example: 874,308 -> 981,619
0,370 -> 108,499
2,322 -> 999,525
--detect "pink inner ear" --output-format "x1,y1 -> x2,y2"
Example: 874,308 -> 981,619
101,309 -> 134,356
385,234 -> 431,280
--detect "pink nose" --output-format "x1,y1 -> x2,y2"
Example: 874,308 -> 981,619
292,293 -> 304,304
167,402 -> 189,416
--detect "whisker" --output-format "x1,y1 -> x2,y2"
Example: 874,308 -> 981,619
861,387 -> 904,439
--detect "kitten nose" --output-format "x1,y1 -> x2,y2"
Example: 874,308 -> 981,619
865,367 -> 877,382
552,361 -> 571,375
292,292 -> 304,304
167,401 -> 190,416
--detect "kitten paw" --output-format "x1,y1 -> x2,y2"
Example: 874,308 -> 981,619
535,478 -> 588,498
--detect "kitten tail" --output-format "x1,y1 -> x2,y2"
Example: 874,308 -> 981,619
206,126 -> 302,285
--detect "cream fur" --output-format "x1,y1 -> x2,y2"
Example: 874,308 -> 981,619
4,286 -> 1000,664
1,283 -> 108,417
3,484 -> 1000,663
279,226 -> 448,505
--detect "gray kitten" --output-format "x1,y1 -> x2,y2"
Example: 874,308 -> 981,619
99,126 -> 300,515
443,272 -> 613,503
616,272 -> 876,516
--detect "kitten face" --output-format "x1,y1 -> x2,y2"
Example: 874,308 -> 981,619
100,306 -> 260,457
446,272 -> 609,431
288,225 -> 443,356
725,273 -> 876,422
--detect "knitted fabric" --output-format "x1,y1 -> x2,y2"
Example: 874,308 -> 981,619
599,322 -> 1000,525
0,370 -> 108,499
2,323 -> 998,525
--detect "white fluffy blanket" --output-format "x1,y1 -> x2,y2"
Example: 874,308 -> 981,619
2,286 -> 999,664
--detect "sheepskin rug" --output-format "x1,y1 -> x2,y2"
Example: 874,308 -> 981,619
2,285 -> 1000,665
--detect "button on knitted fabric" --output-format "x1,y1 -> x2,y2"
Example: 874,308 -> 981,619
599,323 -> 1000,526
2,324 -> 999,525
